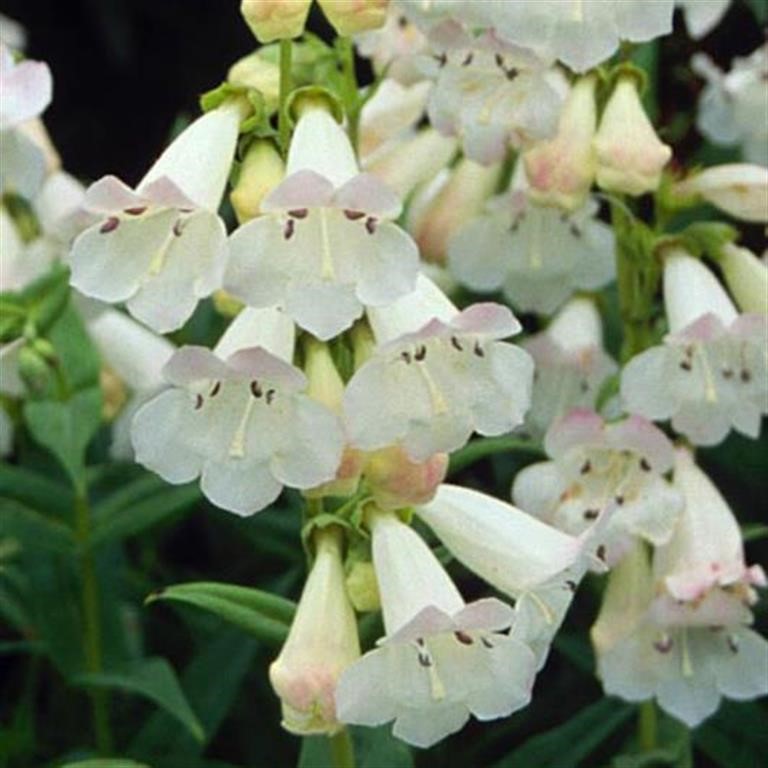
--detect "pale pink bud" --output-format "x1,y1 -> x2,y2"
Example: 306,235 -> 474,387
523,75 -> 598,212
365,445 -> 448,510
594,75 -> 672,196
269,527 -> 360,735
318,0 -> 389,36
240,0 -> 311,43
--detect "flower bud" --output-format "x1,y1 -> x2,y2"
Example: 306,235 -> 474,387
240,0 -> 312,43
594,75 -> 672,196
345,560 -> 380,612
269,527 -> 360,735
227,52 -> 280,112
230,140 -> 285,224
410,157 -> 502,264
672,164 -> 768,223
523,75 -> 598,211
719,243 -> 768,315
365,445 -> 448,510
17,343 -> 52,395
317,0 -> 388,36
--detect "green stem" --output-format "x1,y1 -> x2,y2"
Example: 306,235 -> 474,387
638,700 -> 657,752
338,37 -> 360,151
75,486 -> 112,754
329,728 -> 356,768
448,436 -> 544,475
278,38 -> 293,154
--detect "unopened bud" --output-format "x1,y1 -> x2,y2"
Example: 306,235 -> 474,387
719,243 -> 768,315
365,445 -> 448,510
594,75 -> 672,196
227,52 -> 281,113
17,344 -> 52,395
240,0 -> 311,43
345,560 -> 380,612
317,0 -> 389,36
230,140 -> 285,224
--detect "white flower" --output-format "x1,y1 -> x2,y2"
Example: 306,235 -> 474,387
693,45 -> 768,166
0,43 -> 52,130
513,409 -> 683,566
269,527 -> 360,735
425,27 -> 565,165
0,121 -> 47,198
593,452 -> 767,727
448,190 -> 615,315
131,308 -> 345,516
68,104 -> 241,333
621,251 -> 768,445
677,0 -> 731,39
523,74 -> 598,212
225,108 -> 419,341
719,243 -> 768,315
672,164 -> 768,224
336,509 -> 535,748
343,275 -> 533,460
523,297 -> 617,436
594,74 -> 672,196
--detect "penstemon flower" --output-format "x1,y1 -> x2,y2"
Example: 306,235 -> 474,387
343,274 -> 534,461
0,42 -> 52,130
621,250 -> 768,445
131,308 -> 345,516
592,449 -> 767,726
225,107 -> 420,341
336,508 -> 536,748
68,104 -> 241,333
522,297 -> 617,437
513,409 -> 683,566
448,187 -> 615,315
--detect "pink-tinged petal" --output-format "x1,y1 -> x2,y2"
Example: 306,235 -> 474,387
544,408 -> 604,458
747,564 -> 767,587
226,346 -> 306,390
334,173 -> 402,219
730,312 -> 768,340
450,302 -> 522,339
83,175 -> 145,213
163,346 -> 231,386
262,169 -> 336,211
384,605 -> 456,645
607,415 -> 675,472
667,312 -> 728,344
454,598 -> 514,633
139,176 -> 198,210
0,59 -> 52,128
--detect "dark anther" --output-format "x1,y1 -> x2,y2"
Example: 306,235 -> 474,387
679,360 -> 692,371
433,52 -> 447,68
454,631 -> 474,645
565,580 -> 577,592
266,388 -> 276,405
417,652 -> 432,667
653,636 -> 673,654
580,460 -> 591,475
365,217 -> 377,235
615,495 -> 625,506
250,381 -> 263,398
727,635 -> 740,654
583,508 -> 599,521
740,369 -> 752,383
209,381 -> 221,397
124,206 -> 147,216
596,544 -> 607,561
722,368 -> 734,379
462,52 -> 474,67
451,335 -> 463,351
569,223 -> 582,238
640,457 -> 652,472
494,53 -> 504,68
194,393 -> 204,410
288,208 -> 308,219
580,379 -> 590,393
505,67 -> 519,81
344,209 -> 365,221
284,218 -> 295,240
473,341 -> 485,357
401,351 -> 412,364
414,345 -> 427,361
100,216 -> 120,234
173,219 -> 184,237
397,14 -> 408,28
481,637 -> 494,649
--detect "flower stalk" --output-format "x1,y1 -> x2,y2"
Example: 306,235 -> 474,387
329,727 -> 356,768
279,38 -> 293,153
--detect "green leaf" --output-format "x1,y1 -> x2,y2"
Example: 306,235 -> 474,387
298,736 -> 334,768
742,523 -> 768,543
694,701 -> 768,768
23,387 -> 102,486
73,657 -> 205,742
354,726 -> 413,768
59,760 -> 151,768
613,712 -> 692,768
0,463 -> 73,517
745,0 -> 768,23
449,436 -> 544,475
90,483 -> 201,548
146,581 -> 296,647
492,698 -> 634,768
0,498 -> 76,554
47,302 -> 101,391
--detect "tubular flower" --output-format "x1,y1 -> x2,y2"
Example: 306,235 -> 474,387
131,308 -> 345,516
68,104 -> 241,333
336,509 -> 536,748
343,275 -> 533,461
270,527 -> 361,735
719,243 -> 768,315
240,0 -> 312,43
225,108 -> 419,341
513,409 -> 683,567
522,297 -> 617,437
448,190 -> 615,315
621,250 -> 768,445
318,0 -> 389,36
593,453 -> 767,727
